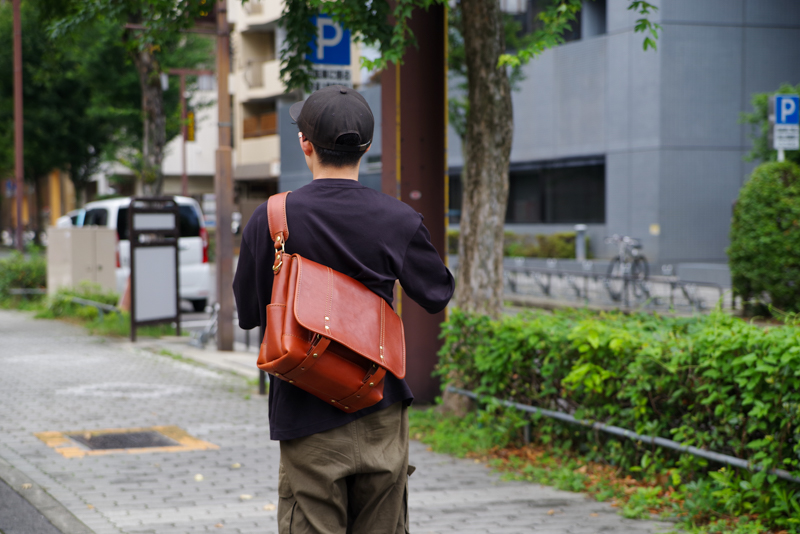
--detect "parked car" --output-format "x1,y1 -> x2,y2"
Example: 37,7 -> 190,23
79,196 -> 211,312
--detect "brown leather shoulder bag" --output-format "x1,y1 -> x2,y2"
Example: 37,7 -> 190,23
257,191 -> 406,413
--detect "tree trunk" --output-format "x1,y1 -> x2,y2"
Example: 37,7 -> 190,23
440,0 -> 513,416
131,47 -> 166,196
455,0 -> 513,318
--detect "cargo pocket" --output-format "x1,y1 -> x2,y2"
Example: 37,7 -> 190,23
402,481 -> 410,534
277,462 -> 297,534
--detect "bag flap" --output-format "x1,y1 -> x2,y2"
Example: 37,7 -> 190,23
292,256 -> 406,379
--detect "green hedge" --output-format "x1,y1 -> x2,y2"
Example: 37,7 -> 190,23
0,250 -> 46,298
448,230 -> 590,259
438,309 -> 800,530
729,161 -> 800,314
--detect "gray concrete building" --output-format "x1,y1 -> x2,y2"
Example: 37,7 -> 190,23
450,0 -> 800,267
278,0 -> 800,270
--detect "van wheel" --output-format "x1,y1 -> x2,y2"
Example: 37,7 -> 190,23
191,299 -> 208,313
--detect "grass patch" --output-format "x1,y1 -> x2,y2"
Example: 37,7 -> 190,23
0,295 -> 47,311
410,408 -> 783,534
3,282 -> 181,339
83,311 -> 180,338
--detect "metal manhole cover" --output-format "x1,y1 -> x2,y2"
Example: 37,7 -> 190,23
36,426 -> 219,458
68,431 -> 179,450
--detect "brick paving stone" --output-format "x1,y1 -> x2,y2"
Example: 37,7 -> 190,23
0,309 -> 678,533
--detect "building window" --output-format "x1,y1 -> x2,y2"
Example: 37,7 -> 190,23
448,161 -> 605,225
581,0 -> 607,38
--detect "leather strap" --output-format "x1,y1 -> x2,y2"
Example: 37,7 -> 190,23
338,367 -> 387,408
267,192 -> 291,247
283,337 -> 331,380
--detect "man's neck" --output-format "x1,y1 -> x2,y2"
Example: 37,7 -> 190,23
311,164 -> 359,181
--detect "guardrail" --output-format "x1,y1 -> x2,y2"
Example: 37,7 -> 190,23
8,288 -> 46,296
68,297 -> 120,320
447,386 -> 800,485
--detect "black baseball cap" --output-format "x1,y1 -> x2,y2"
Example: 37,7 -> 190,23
289,85 -> 374,153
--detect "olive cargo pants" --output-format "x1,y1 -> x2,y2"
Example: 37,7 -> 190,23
278,402 -> 411,534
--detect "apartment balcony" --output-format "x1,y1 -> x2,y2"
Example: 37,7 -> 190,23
239,59 -> 284,101
243,112 -> 277,139
239,0 -> 282,30
239,134 -> 279,167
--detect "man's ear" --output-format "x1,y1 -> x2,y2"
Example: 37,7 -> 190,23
298,133 -> 314,157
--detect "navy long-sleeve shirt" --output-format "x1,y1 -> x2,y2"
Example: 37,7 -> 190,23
233,178 -> 455,440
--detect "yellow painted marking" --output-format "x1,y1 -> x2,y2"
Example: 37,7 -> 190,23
34,425 -> 219,459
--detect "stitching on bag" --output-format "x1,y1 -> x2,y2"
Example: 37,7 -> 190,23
282,193 -> 289,240
380,300 -> 385,362
326,267 -> 333,332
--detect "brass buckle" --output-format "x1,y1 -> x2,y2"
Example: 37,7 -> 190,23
273,235 -> 286,273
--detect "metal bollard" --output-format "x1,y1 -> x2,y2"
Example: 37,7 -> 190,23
574,224 -> 587,262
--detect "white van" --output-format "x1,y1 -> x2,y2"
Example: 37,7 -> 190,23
80,196 -> 211,312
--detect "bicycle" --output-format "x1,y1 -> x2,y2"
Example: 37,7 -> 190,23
191,302 -> 219,348
604,235 -> 649,302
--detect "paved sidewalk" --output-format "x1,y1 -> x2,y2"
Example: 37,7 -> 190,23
0,310 -> 676,534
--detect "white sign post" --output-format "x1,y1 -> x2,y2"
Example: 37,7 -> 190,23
770,94 -> 800,162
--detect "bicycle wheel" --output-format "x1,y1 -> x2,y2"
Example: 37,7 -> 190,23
631,256 -> 649,299
605,257 -> 625,302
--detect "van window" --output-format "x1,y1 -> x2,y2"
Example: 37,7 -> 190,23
84,208 -> 108,227
179,206 -> 201,237
118,208 -> 130,240
117,206 -> 201,240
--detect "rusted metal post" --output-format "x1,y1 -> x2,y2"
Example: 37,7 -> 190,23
180,73 -> 188,197
13,0 -> 24,251
168,68 -> 213,198
215,0 -> 235,351
381,4 -> 447,403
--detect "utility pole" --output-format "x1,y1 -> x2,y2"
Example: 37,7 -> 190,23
13,0 -> 24,252
215,0 -> 235,351
381,3 -> 447,402
168,68 -> 213,197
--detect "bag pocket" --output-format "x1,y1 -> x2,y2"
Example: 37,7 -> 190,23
265,303 -> 287,363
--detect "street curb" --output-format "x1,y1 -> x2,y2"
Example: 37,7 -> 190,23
133,337 -> 261,380
0,457 -> 95,534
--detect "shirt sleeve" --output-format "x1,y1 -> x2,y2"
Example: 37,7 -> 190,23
398,220 -> 455,314
233,237 -> 260,330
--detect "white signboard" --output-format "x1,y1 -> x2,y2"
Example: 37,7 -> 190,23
133,246 -> 177,322
774,124 -> 799,150
310,67 -> 352,92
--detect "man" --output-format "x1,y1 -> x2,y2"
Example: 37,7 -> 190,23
233,84 -> 454,534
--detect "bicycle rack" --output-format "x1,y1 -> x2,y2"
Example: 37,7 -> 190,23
505,264 -> 728,313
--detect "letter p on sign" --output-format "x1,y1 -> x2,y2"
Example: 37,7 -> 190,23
776,95 -> 800,125
307,15 -> 351,66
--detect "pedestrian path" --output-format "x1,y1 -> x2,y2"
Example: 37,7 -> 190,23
0,310 -> 676,534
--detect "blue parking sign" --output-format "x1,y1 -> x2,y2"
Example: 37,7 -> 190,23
307,14 -> 351,66
775,95 -> 799,125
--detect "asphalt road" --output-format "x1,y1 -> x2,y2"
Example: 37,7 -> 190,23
0,479 -> 63,534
